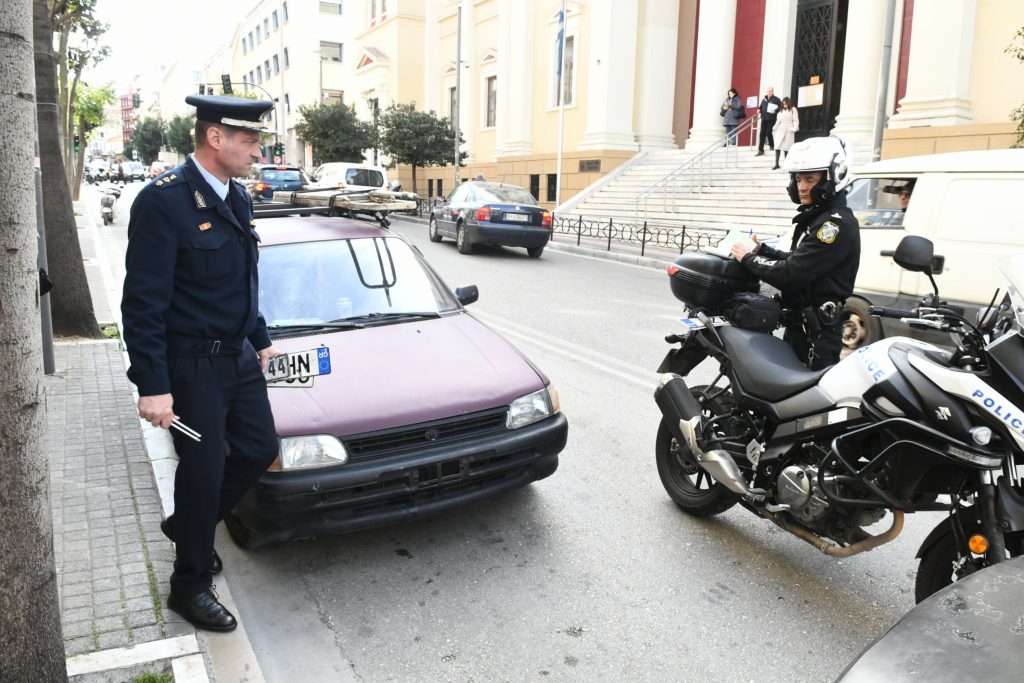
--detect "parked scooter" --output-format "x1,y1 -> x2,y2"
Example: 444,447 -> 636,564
99,185 -> 120,225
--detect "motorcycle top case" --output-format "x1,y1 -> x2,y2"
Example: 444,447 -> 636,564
668,252 -> 759,310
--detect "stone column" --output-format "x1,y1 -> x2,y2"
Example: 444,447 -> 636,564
831,0 -> 887,156
686,0 -> 737,147
888,0 -> 975,127
635,0 -> 680,149
758,0 -> 798,99
458,0 -> 477,161
578,0 -> 639,151
496,0 -> 533,156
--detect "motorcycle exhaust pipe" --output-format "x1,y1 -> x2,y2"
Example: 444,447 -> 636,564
655,374 -> 761,498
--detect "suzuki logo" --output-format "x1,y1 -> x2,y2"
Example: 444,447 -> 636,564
424,428 -> 440,441
936,406 -> 952,421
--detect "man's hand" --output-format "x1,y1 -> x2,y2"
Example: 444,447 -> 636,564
730,234 -> 760,261
257,345 -> 284,372
138,394 -> 176,429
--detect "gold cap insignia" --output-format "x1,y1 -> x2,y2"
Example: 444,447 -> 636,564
194,191 -> 207,209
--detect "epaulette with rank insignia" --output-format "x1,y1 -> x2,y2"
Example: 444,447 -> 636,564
153,172 -> 181,188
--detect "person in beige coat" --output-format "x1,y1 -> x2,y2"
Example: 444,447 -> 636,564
771,98 -> 799,169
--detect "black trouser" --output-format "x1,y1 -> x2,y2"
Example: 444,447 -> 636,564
167,343 -> 277,596
758,121 -> 776,152
784,320 -> 843,370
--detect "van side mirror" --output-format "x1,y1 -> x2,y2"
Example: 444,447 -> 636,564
893,235 -> 934,274
455,285 -> 478,306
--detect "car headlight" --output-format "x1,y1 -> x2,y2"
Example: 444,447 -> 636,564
506,386 -> 560,430
270,435 -> 349,471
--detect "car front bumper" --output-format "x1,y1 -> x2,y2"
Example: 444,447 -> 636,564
467,223 -> 551,248
233,413 -> 568,542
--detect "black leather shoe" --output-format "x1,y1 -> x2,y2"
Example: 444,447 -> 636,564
168,588 -> 237,632
755,151 -> 764,156
161,516 -> 223,575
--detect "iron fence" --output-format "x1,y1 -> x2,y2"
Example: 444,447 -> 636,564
552,213 -> 727,257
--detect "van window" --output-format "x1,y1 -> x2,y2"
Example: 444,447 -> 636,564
846,177 -> 915,228
344,168 -> 384,187
936,178 -> 1024,246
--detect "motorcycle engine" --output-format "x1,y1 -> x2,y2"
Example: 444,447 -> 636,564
776,465 -> 830,524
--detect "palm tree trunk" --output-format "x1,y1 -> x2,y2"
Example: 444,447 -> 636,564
73,112 -> 86,201
33,0 -> 99,337
0,1 -> 68,680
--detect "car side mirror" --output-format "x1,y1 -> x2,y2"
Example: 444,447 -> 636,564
893,235 -> 934,274
455,285 -> 479,306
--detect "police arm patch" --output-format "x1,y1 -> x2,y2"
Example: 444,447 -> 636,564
816,221 -> 840,244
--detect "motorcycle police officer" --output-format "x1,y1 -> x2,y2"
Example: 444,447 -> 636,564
121,95 -> 281,632
730,136 -> 860,369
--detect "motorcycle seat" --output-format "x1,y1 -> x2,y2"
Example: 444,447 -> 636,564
717,326 -> 830,401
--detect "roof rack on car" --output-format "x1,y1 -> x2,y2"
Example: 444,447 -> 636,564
252,188 -> 420,228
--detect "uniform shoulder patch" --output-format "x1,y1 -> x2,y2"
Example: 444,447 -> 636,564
154,172 -> 181,188
816,221 -> 840,244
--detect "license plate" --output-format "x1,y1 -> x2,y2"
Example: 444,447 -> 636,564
677,316 -> 730,335
265,347 -> 332,384
504,213 -> 530,223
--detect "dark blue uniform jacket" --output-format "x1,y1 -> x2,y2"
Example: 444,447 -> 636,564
122,156 -> 271,396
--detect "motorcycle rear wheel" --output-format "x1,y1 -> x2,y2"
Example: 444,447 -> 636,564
914,520 -> 985,603
656,387 -> 740,517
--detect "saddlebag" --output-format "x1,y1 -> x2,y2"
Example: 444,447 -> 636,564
721,292 -> 781,332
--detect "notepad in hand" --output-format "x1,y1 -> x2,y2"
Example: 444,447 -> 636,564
705,230 -> 758,259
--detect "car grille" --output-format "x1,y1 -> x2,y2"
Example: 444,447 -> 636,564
342,406 -> 509,462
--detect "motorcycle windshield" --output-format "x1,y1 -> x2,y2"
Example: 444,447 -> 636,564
998,253 -> 1024,332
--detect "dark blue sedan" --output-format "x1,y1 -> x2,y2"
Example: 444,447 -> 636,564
246,164 -> 310,203
429,181 -> 552,258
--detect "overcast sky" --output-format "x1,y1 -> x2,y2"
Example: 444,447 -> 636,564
87,0 -> 237,91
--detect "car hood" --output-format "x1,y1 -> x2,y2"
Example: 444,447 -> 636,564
266,313 -> 545,437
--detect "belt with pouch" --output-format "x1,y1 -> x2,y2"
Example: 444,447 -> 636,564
166,333 -> 248,357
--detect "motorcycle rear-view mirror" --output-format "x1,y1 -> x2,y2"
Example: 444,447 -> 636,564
455,285 -> 479,306
893,235 -> 934,274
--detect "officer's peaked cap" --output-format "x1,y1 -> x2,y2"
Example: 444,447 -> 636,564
185,95 -> 273,132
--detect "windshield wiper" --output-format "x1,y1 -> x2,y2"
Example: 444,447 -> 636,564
331,311 -> 442,323
267,321 -> 366,332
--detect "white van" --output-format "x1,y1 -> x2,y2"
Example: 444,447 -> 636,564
841,149 -> 1024,350
308,162 -> 388,192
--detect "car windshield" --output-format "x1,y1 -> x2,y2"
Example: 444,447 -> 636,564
476,186 -> 538,204
258,236 -> 458,328
261,169 -> 304,182
345,169 -> 384,186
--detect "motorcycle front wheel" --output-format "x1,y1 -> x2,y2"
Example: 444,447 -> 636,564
655,386 -> 740,517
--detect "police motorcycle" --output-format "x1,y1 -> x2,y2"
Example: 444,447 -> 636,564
653,235 -> 1024,603
99,184 -> 120,225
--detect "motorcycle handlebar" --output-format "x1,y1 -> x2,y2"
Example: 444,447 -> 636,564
868,305 -> 919,320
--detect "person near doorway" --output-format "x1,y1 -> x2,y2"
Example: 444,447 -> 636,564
899,179 -> 915,212
756,87 -> 783,156
771,98 -> 800,170
730,136 -> 860,370
721,88 -> 744,145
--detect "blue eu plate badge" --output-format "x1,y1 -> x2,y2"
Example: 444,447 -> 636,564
317,347 -> 332,375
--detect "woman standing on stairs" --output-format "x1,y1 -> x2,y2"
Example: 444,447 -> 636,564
721,88 -> 744,145
772,98 -> 799,169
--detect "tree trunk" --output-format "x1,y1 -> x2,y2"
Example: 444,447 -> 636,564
0,2 -> 68,681
411,164 -> 418,196
56,22 -> 68,156
73,112 -> 86,201
64,63 -> 83,191
33,0 -> 99,337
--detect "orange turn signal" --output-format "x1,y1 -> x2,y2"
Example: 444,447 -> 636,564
968,534 -> 989,554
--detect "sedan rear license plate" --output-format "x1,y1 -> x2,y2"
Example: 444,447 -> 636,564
504,213 -> 530,223
265,347 -> 332,384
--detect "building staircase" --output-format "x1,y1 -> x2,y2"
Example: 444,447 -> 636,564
558,144 -> 798,241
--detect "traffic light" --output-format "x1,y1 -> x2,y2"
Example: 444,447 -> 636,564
221,74 -> 233,95
73,134 -> 80,152
197,84 -> 206,96
132,93 -> 140,108
274,142 -> 285,156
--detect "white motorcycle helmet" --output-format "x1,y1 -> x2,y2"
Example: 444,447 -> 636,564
782,135 -> 853,205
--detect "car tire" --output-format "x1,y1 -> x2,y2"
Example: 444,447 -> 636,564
841,297 -> 881,358
527,246 -> 544,259
428,217 -> 443,242
456,223 -> 472,254
224,512 -> 269,550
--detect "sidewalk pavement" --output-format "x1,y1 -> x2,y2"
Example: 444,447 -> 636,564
48,196 -> 263,682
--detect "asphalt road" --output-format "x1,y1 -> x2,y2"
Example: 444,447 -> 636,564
95,189 -> 940,682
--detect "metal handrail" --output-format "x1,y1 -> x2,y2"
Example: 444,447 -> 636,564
633,112 -> 762,221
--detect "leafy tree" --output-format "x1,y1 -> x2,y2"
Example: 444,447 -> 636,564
294,102 -> 372,166
378,102 -> 465,195
3,3 -> 68,681
33,0 -> 99,337
1008,27 -> 1024,147
71,81 -> 115,198
133,117 -> 165,165
167,115 -> 195,157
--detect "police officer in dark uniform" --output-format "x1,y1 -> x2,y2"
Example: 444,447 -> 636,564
730,136 -> 860,370
121,95 -> 281,632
